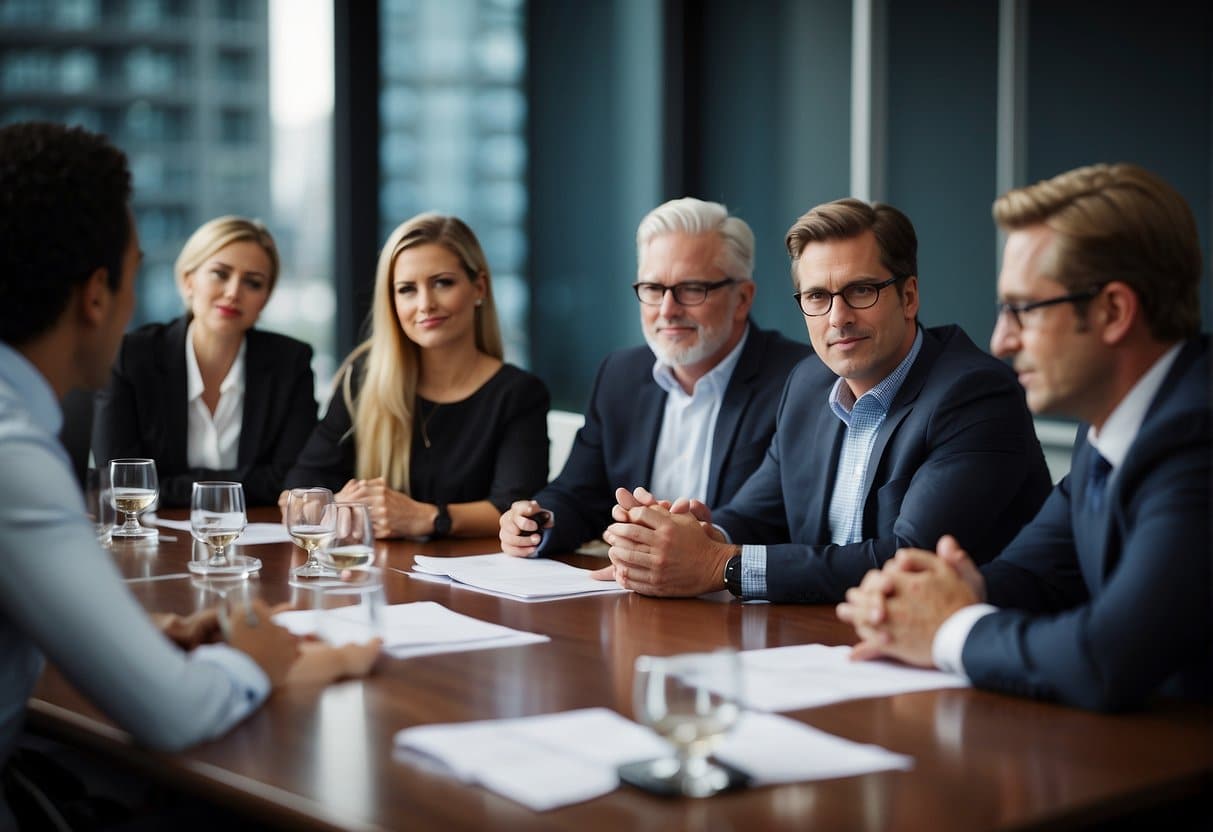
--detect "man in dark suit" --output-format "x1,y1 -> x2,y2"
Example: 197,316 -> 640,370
602,198 -> 1051,601
499,197 -> 811,556
838,163 -> 1211,712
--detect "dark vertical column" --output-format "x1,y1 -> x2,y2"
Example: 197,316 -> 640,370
333,0 -> 381,357
662,0 -> 700,199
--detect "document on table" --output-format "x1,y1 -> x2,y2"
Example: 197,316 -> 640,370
728,644 -> 970,711
411,553 -> 627,601
154,517 -> 292,546
273,600 -> 549,659
394,707 -> 912,812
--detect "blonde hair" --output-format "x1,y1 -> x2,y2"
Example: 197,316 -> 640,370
339,213 -> 504,492
993,163 -> 1202,341
174,215 -> 280,304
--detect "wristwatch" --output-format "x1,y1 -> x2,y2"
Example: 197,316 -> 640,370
432,504 -> 452,538
723,554 -> 743,597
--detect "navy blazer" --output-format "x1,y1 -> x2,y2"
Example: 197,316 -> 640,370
536,322 -> 813,554
714,324 -> 1053,603
964,337 -> 1211,711
92,316 -> 317,507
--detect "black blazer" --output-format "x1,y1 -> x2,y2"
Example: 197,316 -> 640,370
965,337 -> 1211,711
92,316 -> 317,507
714,324 -> 1053,603
536,321 -> 814,554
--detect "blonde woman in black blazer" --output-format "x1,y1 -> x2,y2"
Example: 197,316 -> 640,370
93,217 -> 316,506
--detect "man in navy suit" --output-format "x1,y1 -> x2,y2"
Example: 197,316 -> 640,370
499,198 -> 811,556
838,163 -> 1211,711
601,198 -> 1051,601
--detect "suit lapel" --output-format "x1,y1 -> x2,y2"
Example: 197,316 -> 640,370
636,377 -> 666,484
160,317 -> 191,472
705,327 -> 763,504
238,331 -> 266,467
860,327 -> 937,500
1093,337 -> 1206,582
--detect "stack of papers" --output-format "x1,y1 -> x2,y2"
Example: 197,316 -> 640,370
395,707 -> 912,811
410,553 -> 627,602
730,644 -> 970,711
273,600 -> 549,659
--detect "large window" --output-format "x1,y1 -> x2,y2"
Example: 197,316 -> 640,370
378,0 -> 529,363
0,0 -> 337,390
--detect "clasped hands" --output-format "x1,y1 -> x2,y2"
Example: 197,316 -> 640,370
591,486 -> 737,596
279,480 -> 437,539
835,535 -> 986,668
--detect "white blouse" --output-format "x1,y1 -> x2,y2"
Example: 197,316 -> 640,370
185,322 -> 246,470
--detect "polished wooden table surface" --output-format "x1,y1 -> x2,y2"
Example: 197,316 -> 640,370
30,511 -> 1212,831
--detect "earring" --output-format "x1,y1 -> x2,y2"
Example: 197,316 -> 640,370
475,299 -> 483,307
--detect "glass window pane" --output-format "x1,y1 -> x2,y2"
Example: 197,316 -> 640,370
379,0 -> 529,365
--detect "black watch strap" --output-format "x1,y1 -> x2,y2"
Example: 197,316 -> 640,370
723,554 -> 743,597
432,504 -> 452,538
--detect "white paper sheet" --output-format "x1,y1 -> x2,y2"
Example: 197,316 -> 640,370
272,600 -> 549,657
154,518 -> 292,546
412,553 -> 627,600
393,708 -> 912,812
730,644 -> 970,711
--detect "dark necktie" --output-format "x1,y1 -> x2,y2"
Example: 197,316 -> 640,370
1086,452 -> 1112,513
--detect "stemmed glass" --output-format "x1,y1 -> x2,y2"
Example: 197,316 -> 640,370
286,487 -> 335,579
318,501 -> 375,571
189,481 -> 259,576
622,650 -> 746,797
109,458 -> 159,540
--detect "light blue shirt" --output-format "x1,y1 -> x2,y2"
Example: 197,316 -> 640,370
0,341 -> 269,800
648,325 -> 749,503
740,329 -> 923,599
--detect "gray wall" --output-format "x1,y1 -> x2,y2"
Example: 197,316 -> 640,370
527,0 -> 1213,411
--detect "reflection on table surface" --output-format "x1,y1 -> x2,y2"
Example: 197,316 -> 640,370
32,508 -> 1213,832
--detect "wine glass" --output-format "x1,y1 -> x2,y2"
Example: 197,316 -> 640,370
623,650 -> 745,797
317,501 -> 375,572
286,487 -> 335,579
109,458 -> 159,540
189,481 -> 259,576
310,566 -> 385,646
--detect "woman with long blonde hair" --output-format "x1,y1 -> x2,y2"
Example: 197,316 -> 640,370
284,213 -> 549,538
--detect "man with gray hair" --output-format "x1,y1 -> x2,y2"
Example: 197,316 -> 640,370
500,197 -> 813,556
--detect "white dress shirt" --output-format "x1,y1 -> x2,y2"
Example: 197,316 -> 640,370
931,343 -> 1184,675
186,321 -> 245,470
0,340 -> 268,817
648,326 -> 749,503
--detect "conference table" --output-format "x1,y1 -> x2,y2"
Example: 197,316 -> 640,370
29,509 -> 1212,831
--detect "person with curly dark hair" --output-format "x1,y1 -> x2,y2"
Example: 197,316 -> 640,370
0,122 -> 377,827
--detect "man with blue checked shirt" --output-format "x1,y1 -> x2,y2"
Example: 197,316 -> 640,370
601,198 -> 1052,603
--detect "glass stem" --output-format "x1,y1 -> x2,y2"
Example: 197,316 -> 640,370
209,545 -> 228,567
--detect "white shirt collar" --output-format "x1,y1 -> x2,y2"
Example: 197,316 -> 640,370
1087,343 -> 1183,469
651,323 -> 750,398
185,321 -> 246,403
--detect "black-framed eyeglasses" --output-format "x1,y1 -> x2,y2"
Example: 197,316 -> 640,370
793,275 -> 904,317
632,278 -> 738,306
996,283 -> 1107,329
